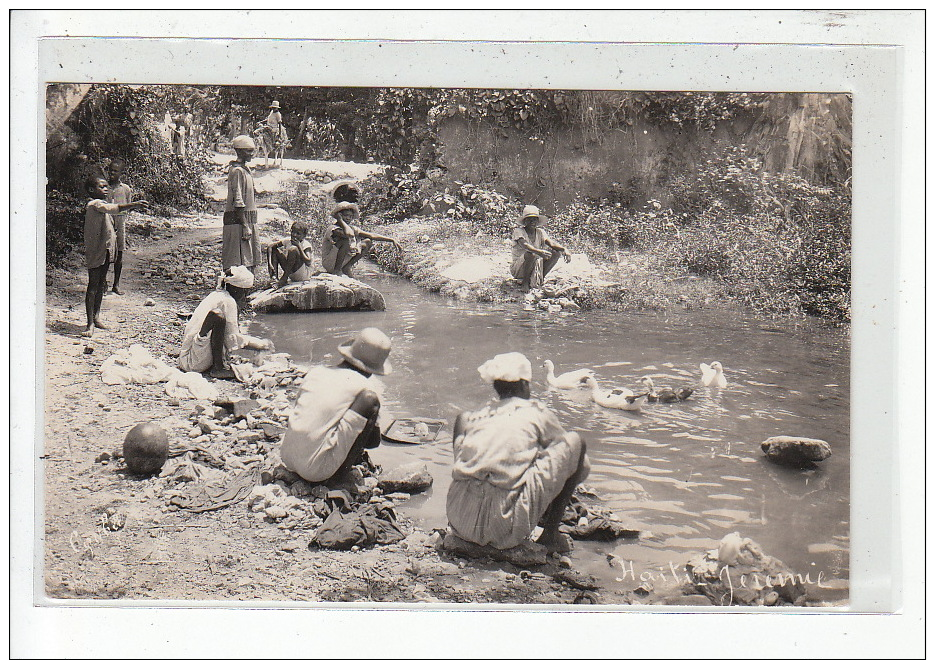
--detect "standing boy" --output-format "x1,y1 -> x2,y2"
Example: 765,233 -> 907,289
106,157 -> 132,295
222,135 -> 261,272
83,175 -> 148,337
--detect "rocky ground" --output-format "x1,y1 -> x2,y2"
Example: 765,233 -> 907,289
41,157 -> 824,608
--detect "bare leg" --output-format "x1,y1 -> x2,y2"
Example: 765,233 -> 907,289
327,389 -> 381,483
83,264 -> 108,336
274,244 -> 304,287
516,252 -> 541,292
328,240 -> 353,275
111,251 -> 124,294
201,311 -> 233,378
340,239 -> 372,277
536,436 -> 589,552
541,249 -> 562,280
90,257 -> 111,330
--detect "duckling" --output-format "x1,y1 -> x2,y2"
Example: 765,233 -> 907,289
584,375 -> 646,411
639,377 -> 694,403
543,360 -> 595,389
700,361 -> 728,388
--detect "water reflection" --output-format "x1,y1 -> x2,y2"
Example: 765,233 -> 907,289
251,266 -> 850,595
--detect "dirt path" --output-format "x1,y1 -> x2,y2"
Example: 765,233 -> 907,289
42,213 -> 636,605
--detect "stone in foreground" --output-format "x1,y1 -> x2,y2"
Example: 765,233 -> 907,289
440,532 -> 549,567
761,436 -> 832,466
249,274 -> 386,312
377,461 -> 433,494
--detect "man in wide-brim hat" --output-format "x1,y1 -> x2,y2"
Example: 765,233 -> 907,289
510,204 -> 570,292
321,201 -> 401,277
280,327 -> 393,487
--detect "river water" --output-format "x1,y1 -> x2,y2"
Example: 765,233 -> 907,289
249,267 -> 850,600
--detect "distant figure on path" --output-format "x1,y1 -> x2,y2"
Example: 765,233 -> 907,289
222,135 -> 261,272
446,352 -> 590,554
178,266 -> 272,379
105,157 -> 133,295
510,204 -> 569,292
280,327 -> 392,489
321,202 -> 400,278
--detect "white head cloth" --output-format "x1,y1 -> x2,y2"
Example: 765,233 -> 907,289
477,352 -> 532,384
219,265 -> 255,289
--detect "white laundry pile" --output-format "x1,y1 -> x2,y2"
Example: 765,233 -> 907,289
101,344 -> 176,385
101,344 -> 219,400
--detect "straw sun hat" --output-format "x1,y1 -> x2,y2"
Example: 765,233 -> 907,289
338,327 -> 393,376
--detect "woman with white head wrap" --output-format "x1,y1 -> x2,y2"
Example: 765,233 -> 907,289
178,265 -> 272,379
446,352 -> 590,554
222,135 -> 262,272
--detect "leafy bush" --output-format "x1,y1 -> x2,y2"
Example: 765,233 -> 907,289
46,189 -> 84,267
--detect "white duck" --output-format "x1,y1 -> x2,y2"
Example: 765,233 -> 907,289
700,361 -> 728,388
543,360 -> 594,389
583,375 -> 646,411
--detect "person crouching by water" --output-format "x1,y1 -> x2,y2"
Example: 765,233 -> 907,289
280,327 -> 391,490
321,202 -> 401,278
446,352 -> 590,554
222,135 -> 261,273
511,204 -> 570,292
178,265 -> 273,380
268,220 -> 314,288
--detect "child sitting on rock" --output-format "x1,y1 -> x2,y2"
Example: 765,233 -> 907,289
83,174 -> 148,337
321,202 -> 401,278
268,220 -> 314,288
178,265 -> 273,379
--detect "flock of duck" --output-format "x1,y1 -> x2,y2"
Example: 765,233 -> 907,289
543,359 -> 728,412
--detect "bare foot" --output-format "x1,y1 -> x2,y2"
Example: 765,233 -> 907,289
93,318 -> 110,330
534,531 -> 574,554
111,287 -> 124,295
81,326 -> 94,338
208,368 -> 236,380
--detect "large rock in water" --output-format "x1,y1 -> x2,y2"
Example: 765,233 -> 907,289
249,274 -> 386,312
761,436 -> 832,466
377,461 -> 433,494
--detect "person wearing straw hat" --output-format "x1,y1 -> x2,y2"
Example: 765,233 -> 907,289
280,327 -> 393,486
264,100 -> 288,147
222,135 -> 262,272
178,265 -> 273,379
510,204 -> 570,292
321,201 -> 401,277
446,352 -> 590,554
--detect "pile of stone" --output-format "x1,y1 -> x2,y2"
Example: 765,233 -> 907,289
522,280 -> 583,313
146,243 -> 219,288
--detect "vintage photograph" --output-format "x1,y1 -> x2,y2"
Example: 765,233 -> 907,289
42,84 -> 852,607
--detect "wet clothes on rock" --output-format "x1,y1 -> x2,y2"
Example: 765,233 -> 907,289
85,198 -> 119,269
222,161 -> 260,269
446,397 -> 585,550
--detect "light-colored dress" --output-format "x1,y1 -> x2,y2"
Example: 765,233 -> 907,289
510,225 -> 552,287
222,161 -> 260,270
280,366 -> 383,482
178,290 -> 246,373
84,199 -> 118,269
107,183 -> 132,252
446,397 -> 584,550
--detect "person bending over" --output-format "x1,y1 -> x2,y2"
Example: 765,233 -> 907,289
446,352 -> 590,554
178,265 -> 272,379
280,327 -> 393,488
321,202 -> 400,278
